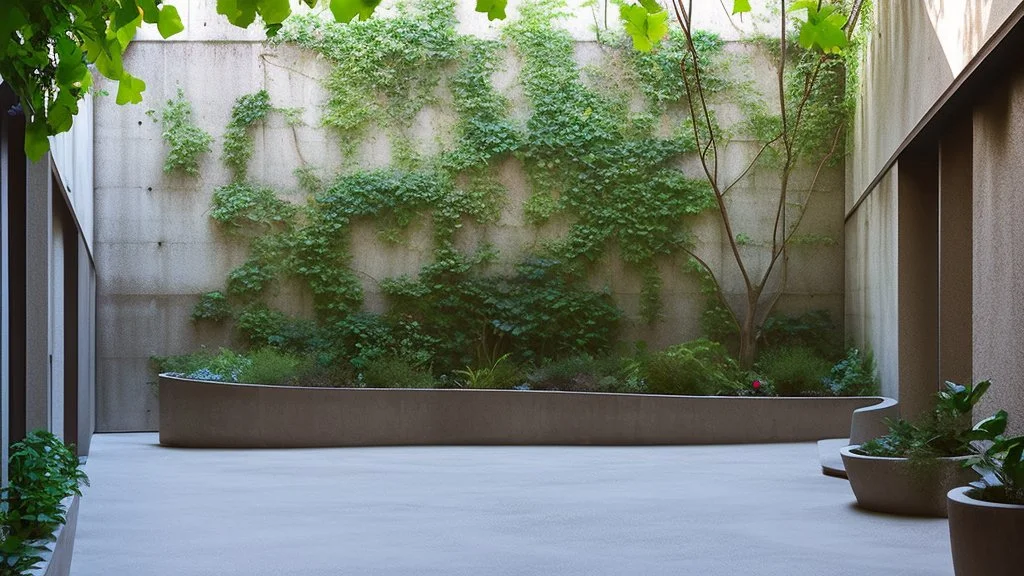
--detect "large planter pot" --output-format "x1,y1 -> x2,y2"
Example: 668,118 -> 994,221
840,446 -> 975,517
947,486 -> 1024,576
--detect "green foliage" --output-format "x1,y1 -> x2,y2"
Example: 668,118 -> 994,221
191,291 -> 232,322
643,338 -> 743,396
237,347 -> 308,385
858,380 -> 994,459
235,304 -> 319,351
210,182 -> 297,230
1,0 -> 183,159
759,309 -> 841,359
629,28 -> 727,105
0,431 -> 89,575
822,347 -> 879,396
153,89 -> 213,175
456,354 -> 522,389
277,0 -> 460,141
966,411 -> 1024,505
755,345 -> 831,396
222,90 -> 272,179
382,255 -> 622,372
506,0 -> 715,315
527,354 -> 643,393
328,313 -> 439,370
619,0 -> 669,52
360,356 -> 437,388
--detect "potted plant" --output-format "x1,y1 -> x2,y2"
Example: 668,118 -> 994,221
947,410 -> 1024,575
840,380 -> 992,516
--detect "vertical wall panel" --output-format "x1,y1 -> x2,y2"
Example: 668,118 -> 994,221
897,144 -> 940,419
938,114 -> 974,386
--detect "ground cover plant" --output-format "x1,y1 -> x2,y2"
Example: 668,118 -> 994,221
156,339 -> 877,399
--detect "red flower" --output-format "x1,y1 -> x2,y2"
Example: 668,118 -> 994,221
752,380 -> 761,390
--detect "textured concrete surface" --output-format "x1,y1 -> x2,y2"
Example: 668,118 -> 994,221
972,65 -> 1024,435
73,433 -> 953,576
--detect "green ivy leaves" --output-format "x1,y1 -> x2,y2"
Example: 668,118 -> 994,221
620,0 -> 669,52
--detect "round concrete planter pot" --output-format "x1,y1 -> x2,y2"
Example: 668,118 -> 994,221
947,486 -> 1024,576
840,446 -> 975,517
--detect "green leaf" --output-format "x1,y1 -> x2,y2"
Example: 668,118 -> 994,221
217,0 -> 258,28
329,0 -> 381,22
24,119 -> 50,161
475,0 -> 507,21
259,0 -> 292,25
620,3 -> 669,52
116,73 -> 146,105
791,1 -> 849,54
138,0 -> 161,23
733,0 -> 752,14
157,5 -> 185,38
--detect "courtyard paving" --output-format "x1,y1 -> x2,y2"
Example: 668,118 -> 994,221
72,433 -> 952,575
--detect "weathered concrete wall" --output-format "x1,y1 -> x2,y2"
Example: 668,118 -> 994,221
972,68 -> 1024,431
846,0 -> 1024,425
95,0 -> 845,431
845,168 -> 898,400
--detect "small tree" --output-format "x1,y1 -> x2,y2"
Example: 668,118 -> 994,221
622,0 -> 865,367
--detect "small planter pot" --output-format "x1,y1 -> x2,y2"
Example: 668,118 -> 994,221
947,486 -> 1024,576
840,446 -> 975,517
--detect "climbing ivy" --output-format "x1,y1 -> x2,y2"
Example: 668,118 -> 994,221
222,89 -> 272,180
197,0 -> 848,372
152,89 -> 213,176
505,0 -> 715,321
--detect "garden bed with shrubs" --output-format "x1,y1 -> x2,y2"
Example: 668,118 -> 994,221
156,338 -> 879,399
157,328 -> 884,448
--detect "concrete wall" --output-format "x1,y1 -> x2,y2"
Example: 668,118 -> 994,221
846,0 -> 1024,426
94,0 -> 846,431
972,68 -> 1024,429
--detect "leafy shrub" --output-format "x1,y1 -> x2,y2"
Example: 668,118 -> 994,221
191,291 -> 232,322
822,348 -> 879,396
235,305 -> 321,352
759,310 -> 842,360
755,346 -> 832,396
237,348 -> 308,385
0,431 -> 89,573
383,255 -> 622,372
456,354 -> 523,390
360,357 -> 436,389
328,313 -> 439,370
153,348 -> 252,382
643,338 -> 743,396
527,354 -> 642,393
858,380 -> 993,459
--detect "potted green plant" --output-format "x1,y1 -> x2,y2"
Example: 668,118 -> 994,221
947,410 -> 1024,575
840,380 -> 992,516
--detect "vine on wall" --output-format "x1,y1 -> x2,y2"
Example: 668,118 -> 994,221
192,0 -> 845,372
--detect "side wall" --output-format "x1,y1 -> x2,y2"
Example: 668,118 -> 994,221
846,1 -> 1024,427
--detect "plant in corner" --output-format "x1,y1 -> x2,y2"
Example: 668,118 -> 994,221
946,409 -> 1024,576
840,380 -> 996,517
0,430 -> 89,575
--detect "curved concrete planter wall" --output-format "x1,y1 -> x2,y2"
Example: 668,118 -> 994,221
947,486 -> 1024,576
840,447 -> 976,517
159,375 -> 888,448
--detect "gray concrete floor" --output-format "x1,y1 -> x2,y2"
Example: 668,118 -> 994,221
72,433 -> 953,576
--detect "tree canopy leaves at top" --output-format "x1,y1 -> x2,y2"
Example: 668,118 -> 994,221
1,0 -> 853,160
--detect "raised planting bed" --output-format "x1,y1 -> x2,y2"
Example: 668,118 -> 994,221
159,374 -> 891,448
